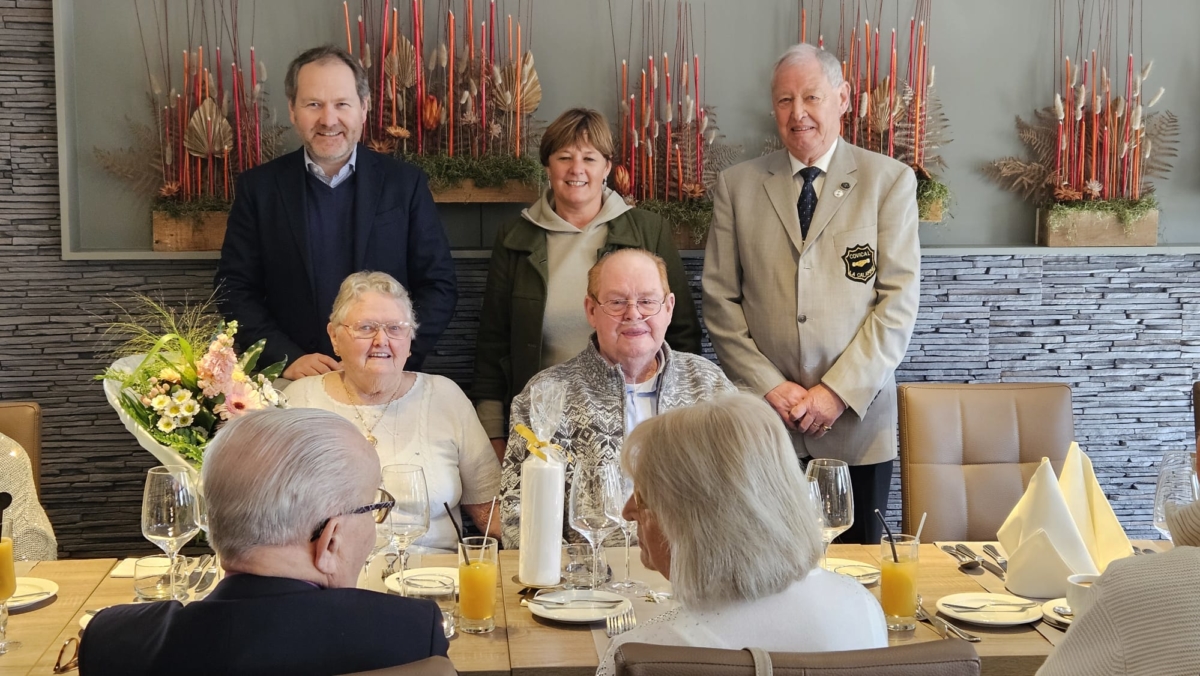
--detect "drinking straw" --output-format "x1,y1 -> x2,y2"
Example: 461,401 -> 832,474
444,502 -> 471,566
915,512 -> 928,543
876,509 -> 899,563
480,497 -> 498,563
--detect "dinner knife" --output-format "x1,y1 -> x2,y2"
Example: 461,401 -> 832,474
956,544 -> 1006,580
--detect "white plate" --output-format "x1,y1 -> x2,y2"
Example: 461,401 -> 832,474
936,592 -> 1042,627
823,558 -> 881,585
383,567 -> 461,594
526,589 -> 632,624
1041,598 -> 1073,627
8,578 -> 59,610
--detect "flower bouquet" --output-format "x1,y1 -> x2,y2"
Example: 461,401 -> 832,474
101,303 -> 286,469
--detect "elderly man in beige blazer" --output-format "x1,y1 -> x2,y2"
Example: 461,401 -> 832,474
702,43 -> 920,544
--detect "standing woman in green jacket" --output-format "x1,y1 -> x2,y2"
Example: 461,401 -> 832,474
472,108 -> 702,457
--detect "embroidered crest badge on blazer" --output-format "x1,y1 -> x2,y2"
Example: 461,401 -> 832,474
841,243 -> 877,283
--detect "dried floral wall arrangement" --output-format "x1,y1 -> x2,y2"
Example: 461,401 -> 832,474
607,0 -> 742,247
349,0 -> 545,196
95,0 -> 288,219
984,0 -> 1177,245
794,0 -> 952,223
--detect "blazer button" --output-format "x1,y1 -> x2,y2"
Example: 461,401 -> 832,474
797,314 -> 807,323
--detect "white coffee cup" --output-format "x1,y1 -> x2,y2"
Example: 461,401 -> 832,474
1066,573 -> 1101,619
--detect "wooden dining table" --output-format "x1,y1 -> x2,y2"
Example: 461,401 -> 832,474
1,541 -> 1172,676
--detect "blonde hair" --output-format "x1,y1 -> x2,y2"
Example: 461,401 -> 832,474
622,392 -> 822,609
539,108 -> 615,166
329,271 -> 420,329
586,248 -> 670,299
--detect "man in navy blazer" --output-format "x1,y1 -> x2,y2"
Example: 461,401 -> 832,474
79,408 -> 450,676
215,45 -> 456,378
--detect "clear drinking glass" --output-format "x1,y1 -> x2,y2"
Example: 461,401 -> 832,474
458,536 -> 498,634
0,520 -> 21,654
880,534 -> 919,631
381,464 -> 430,587
604,470 -> 648,595
1153,451 -> 1198,540
141,466 -> 201,601
193,474 -> 221,597
569,462 -> 623,590
133,555 -> 188,601
805,458 -> 854,569
403,573 -> 457,638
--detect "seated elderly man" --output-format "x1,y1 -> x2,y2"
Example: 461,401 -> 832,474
79,408 -> 448,676
499,248 -> 735,547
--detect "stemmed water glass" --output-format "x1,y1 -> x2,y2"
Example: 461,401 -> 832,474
382,464 -> 430,588
1153,451 -> 1198,541
569,462 -> 623,590
805,458 -> 854,570
604,469 -> 649,596
141,466 -> 201,600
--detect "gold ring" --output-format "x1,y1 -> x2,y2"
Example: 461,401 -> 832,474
822,425 -> 832,431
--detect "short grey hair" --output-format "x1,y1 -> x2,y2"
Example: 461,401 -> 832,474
284,45 -> 371,105
773,43 -> 844,91
329,271 -> 420,329
622,392 -> 822,610
201,408 -> 377,564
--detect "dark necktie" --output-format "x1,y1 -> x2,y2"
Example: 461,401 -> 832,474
797,166 -> 822,240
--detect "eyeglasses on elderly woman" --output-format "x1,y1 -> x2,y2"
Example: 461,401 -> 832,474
309,488 -> 395,542
339,321 -> 415,340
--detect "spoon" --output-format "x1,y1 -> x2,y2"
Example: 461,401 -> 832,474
1052,605 -> 1075,618
940,545 -> 981,572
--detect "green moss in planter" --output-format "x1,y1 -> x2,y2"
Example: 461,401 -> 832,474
916,178 -> 951,222
402,153 -> 545,192
637,198 -> 714,245
152,195 -> 233,218
1044,195 -> 1158,233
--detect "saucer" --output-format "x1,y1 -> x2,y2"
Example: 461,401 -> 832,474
1041,598 -> 1073,627
936,592 -> 1042,627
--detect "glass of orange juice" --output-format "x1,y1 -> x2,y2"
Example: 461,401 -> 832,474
458,536 -> 498,634
880,534 -> 919,631
0,519 -> 22,653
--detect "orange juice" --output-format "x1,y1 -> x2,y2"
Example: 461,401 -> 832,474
0,537 -> 15,601
880,558 -> 918,618
458,560 -> 497,625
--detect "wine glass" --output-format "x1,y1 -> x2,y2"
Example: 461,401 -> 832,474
1153,451 -> 1198,541
382,464 -> 430,588
569,462 -> 623,590
0,519 -> 21,653
805,458 -> 854,569
141,466 -> 201,600
604,469 -> 649,596
530,380 -> 567,444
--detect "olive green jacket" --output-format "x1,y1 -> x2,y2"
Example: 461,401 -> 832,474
471,208 -> 702,437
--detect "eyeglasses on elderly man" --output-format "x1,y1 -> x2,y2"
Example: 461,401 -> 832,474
309,487 -> 396,542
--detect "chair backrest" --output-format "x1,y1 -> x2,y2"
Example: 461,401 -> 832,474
898,382 -> 1074,542
0,401 -> 42,497
1192,381 -> 1199,445
614,640 -> 980,676
338,656 -> 457,676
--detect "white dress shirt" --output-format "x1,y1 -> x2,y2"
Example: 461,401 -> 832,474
787,138 -> 839,220
303,146 -> 358,188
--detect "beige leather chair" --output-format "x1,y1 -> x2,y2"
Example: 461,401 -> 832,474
0,401 -> 42,497
614,640 -> 980,676
339,656 -> 457,676
1192,381 -> 1199,443
898,383 -> 1074,542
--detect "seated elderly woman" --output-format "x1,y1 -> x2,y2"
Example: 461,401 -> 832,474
1036,496 -> 1200,676
499,248 -> 734,548
80,408 -> 448,675
597,393 -> 887,674
285,271 -> 500,550
0,432 -> 56,560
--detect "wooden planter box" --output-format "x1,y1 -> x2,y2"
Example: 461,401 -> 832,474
1036,207 -> 1158,247
432,179 -> 540,203
152,210 -> 227,252
672,227 -> 708,251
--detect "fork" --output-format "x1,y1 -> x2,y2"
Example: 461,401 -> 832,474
943,601 -> 1038,611
605,607 -> 637,637
982,544 -> 1008,571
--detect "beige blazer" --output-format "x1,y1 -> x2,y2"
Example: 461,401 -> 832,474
702,142 -> 920,465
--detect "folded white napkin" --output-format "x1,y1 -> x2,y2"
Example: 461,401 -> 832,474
997,442 -> 1131,598
110,558 -> 140,578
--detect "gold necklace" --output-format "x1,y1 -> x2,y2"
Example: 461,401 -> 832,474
341,374 -> 406,446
